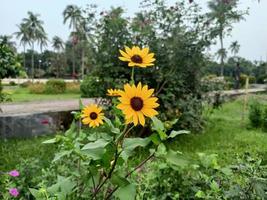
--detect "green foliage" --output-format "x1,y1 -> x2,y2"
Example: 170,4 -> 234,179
135,153 -> 267,199
249,99 -> 267,133
0,39 -> 21,102
80,75 -> 106,97
28,83 -> 45,94
44,79 -> 66,94
66,82 -> 80,94
262,108 -> 267,132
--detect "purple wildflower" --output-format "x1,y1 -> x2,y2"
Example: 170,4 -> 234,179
8,170 -> 20,177
9,188 -> 19,197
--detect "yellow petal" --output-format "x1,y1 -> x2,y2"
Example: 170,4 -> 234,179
125,46 -> 134,57
119,50 -> 130,59
137,111 -> 145,126
141,108 -> 158,117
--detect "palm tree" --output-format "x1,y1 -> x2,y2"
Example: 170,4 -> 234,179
207,0 -> 246,76
63,5 -> 83,78
22,11 -> 46,79
14,23 -> 30,70
37,30 -> 48,77
229,41 -> 240,57
52,36 -> 64,77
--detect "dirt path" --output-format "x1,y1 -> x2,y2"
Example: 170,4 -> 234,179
0,98 -> 96,116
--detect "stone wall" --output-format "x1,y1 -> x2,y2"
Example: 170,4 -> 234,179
0,111 -> 73,138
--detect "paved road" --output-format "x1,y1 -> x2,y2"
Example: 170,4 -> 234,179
0,98 -> 96,116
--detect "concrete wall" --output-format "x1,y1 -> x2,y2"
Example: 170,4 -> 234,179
0,111 -> 73,138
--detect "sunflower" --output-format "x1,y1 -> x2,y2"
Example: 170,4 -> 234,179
119,46 -> 155,68
81,104 -> 104,128
117,82 -> 159,126
107,89 -> 122,97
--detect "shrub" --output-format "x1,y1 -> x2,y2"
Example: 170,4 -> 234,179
66,82 -> 80,94
9,81 -> 16,86
135,153 -> 267,200
249,101 -> 262,128
45,79 -> 66,94
262,107 -> 267,132
80,75 -> 106,97
20,81 -> 31,88
28,83 -> 45,94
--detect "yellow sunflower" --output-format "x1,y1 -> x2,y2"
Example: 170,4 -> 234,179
81,104 -> 104,128
107,89 -> 122,97
119,46 -> 155,68
117,82 -> 159,126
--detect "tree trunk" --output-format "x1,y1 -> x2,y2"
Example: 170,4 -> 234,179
81,46 -> 85,80
72,46 -> 75,78
219,32 -> 224,77
23,45 -> 26,70
57,52 -> 59,78
31,42 -> 35,81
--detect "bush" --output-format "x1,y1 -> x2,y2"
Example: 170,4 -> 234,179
262,108 -> 267,132
20,81 -> 31,88
249,101 -> 262,128
135,153 -> 267,199
80,75 -> 106,97
28,83 -> 45,94
66,82 -> 80,94
45,79 -> 66,94
9,81 -> 16,86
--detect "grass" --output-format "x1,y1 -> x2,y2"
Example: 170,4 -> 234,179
3,86 -> 80,102
0,135 -> 56,171
172,95 -> 267,163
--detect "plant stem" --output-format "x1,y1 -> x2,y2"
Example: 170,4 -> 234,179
105,152 -> 155,199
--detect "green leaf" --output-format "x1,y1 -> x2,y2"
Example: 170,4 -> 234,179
29,188 -> 46,199
57,176 -> 75,195
195,190 -> 206,198
52,150 -> 72,162
42,138 -> 57,144
155,143 -> 167,157
210,180 -> 220,192
104,117 -> 120,134
165,149 -> 189,168
82,139 -> 110,160
79,98 -> 84,110
149,133 -> 161,145
151,116 -> 165,132
82,139 -> 109,150
121,137 -> 151,160
151,117 -> 168,140
65,120 -> 76,136
115,183 -> 136,200
168,130 -> 190,139
110,172 -> 130,187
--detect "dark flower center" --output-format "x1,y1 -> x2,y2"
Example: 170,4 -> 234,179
90,112 -> 98,120
130,97 -> 144,111
131,55 -> 143,63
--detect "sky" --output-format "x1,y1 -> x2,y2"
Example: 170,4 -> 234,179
0,0 -> 267,61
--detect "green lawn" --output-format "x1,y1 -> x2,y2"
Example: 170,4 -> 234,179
172,95 -> 267,163
3,87 -> 80,102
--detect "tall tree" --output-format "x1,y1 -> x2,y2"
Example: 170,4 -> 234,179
63,5 -> 83,77
22,11 -> 46,79
52,36 -> 64,77
207,0 -> 246,76
14,23 -> 30,70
